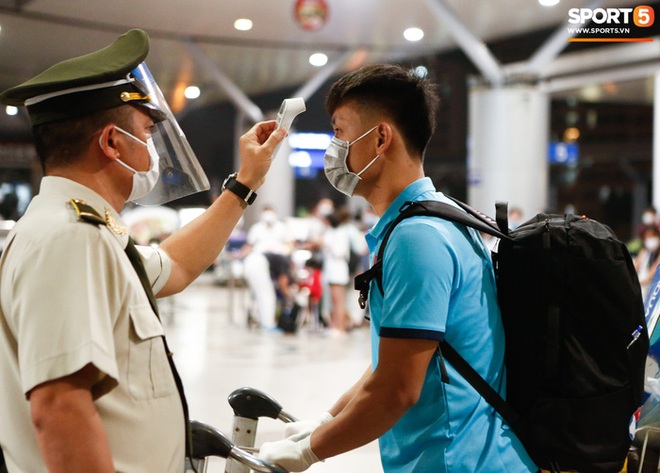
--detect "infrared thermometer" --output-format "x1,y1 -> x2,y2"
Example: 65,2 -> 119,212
272,97 -> 306,157
275,97 -> 306,130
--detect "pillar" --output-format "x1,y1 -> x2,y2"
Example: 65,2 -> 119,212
467,84 -> 550,221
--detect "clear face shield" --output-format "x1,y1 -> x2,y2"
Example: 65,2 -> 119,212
129,62 -> 209,206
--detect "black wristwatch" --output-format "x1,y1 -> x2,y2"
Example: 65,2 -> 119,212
222,172 -> 257,205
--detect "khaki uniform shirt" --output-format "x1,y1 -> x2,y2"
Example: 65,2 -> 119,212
0,177 -> 185,473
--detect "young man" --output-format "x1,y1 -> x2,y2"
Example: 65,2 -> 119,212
259,64 -> 537,472
0,30 -> 285,473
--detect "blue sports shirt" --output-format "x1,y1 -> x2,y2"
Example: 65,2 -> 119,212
365,178 -> 536,473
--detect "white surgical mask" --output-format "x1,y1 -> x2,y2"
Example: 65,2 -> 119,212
103,126 -> 160,201
324,125 -> 380,197
643,212 -> 656,226
645,236 -> 660,252
260,210 -> 278,224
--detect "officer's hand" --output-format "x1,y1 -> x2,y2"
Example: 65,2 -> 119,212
284,411 -> 333,438
259,433 -> 320,472
236,120 -> 287,191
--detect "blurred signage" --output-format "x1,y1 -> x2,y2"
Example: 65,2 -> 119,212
294,0 -> 329,31
548,141 -> 579,165
288,132 -> 332,178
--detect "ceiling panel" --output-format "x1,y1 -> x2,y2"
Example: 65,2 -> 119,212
0,0 -> 654,113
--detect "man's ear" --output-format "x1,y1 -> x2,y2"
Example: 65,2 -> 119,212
376,123 -> 393,153
97,124 -> 120,160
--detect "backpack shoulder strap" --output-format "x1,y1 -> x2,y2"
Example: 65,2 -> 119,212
354,199 -> 508,305
406,199 -> 507,239
440,340 -> 524,435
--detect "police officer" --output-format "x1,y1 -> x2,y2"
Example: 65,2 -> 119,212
0,29 -> 285,473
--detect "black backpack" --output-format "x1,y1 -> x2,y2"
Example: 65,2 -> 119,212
355,197 -> 649,473
277,302 -> 301,334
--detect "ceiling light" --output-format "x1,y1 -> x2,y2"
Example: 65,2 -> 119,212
309,53 -> 328,67
403,27 -> 424,42
5,106 -> 17,116
184,86 -> 201,100
538,0 -> 560,6
234,18 -> 253,31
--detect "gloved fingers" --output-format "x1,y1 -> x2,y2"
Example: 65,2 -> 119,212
283,412 -> 333,438
283,420 -> 318,438
258,436 -> 319,472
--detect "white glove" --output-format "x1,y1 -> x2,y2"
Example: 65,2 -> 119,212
259,434 -> 320,472
284,411 -> 333,438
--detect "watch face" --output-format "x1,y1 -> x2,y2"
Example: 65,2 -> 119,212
223,173 -> 237,190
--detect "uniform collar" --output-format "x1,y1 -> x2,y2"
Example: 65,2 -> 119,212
366,177 -> 437,248
39,176 -> 130,247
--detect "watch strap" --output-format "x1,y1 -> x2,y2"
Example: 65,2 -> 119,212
224,173 -> 257,205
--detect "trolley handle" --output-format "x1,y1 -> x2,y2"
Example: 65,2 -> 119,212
190,420 -> 287,473
228,387 -> 299,422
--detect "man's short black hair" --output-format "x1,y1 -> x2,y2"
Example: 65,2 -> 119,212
32,105 -> 134,172
326,64 -> 440,160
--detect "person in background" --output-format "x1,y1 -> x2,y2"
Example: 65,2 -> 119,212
306,197 -> 334,251
259,63 -> 535,473
0,29 -> 285,473
508,206 -> 523,230
322,207 -> 353,335
639,207 -> 658,235
630,206 -> 659,257
242,205 -> 292,330
634,224 -> 660,301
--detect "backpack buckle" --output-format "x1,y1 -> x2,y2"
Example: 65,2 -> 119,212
354,260 -> 383,309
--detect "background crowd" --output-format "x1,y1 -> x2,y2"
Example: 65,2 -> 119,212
207,197 -> 373,336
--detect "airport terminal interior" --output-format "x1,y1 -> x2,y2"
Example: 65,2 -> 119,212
1,0 -> 660,471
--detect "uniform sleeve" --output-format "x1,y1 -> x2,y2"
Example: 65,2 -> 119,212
135,245 -> 172,295
8,226 -> 121,397
379,219 -> 458,341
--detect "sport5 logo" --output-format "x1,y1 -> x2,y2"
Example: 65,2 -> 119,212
568,6 -> 654,27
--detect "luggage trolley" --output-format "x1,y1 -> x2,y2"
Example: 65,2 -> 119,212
187,387 -> 298,473
188,420 -> 287,473
225,387 -> 299,473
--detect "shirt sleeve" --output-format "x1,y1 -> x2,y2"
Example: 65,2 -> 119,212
136,245 -> 172,295
379,218 -> 458,341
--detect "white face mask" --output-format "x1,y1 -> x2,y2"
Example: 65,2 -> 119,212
643,212 -> 656,226
323,125 -> 380,197
260,210 -> 278,224
102,126 -> 160,202
645,236 -> 660,252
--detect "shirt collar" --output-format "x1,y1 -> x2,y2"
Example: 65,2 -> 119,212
39,176 -> 129,247
366,177 -> 437,248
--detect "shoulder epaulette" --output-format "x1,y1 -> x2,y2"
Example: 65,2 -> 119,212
69,198 -> 106,226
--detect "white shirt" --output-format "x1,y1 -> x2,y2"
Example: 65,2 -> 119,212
0,176 -> 184,473
323,224 -> 351,285
247,219 -> 289,255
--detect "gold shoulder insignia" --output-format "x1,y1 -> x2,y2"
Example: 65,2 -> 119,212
69,199 -> 106,226
104,209 -> 127,236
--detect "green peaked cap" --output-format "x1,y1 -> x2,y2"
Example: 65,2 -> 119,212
0,29 -> 165,126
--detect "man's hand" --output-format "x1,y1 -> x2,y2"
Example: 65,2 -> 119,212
259,433 -> 320,472
283,411 -> 333,439
236,120 -> 287,190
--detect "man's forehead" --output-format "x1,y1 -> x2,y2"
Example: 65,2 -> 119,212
331,104 -> 359,125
